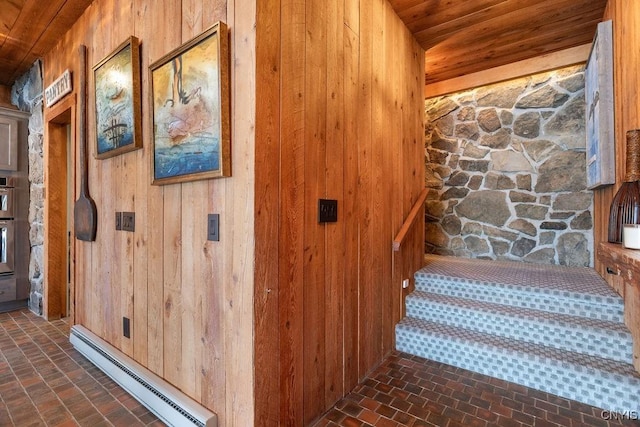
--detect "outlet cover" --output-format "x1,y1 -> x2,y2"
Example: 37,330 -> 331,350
123,317 -> 131,338
115,212 -> 122,230
318,199 -> 338,223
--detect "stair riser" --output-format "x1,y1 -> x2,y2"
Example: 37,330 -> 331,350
396,325 -> 640,413
405,298 -> 633,364
414,278 -> 624,323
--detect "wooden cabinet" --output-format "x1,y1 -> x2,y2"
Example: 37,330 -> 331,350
0,116 -> 18,171
597,242 -> 640,373
0,277 -> 16,303
0,108 -> 29,313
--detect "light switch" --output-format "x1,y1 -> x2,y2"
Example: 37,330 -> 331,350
208,214 -> 220,241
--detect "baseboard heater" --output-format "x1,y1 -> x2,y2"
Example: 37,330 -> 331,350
70,325 -> 217,427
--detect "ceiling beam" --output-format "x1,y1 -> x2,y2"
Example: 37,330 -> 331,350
424,43 -> 591,99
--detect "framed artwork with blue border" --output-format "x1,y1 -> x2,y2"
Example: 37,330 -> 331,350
93,36 -> 142,159
149,22 -> 230,185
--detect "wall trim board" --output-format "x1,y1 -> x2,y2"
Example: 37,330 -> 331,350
43,94 -> 76,321
0,85 -> 15,109
424,43 -> 591,98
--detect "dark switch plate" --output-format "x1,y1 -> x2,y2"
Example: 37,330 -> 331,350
207,214 -> 220,241
115,212 -> 122,230
318,199 -> 338,223
123,317 -> 130,338
122,212 -> 135,232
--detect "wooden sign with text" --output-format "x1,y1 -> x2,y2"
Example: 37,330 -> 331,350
44,69 -> 72,108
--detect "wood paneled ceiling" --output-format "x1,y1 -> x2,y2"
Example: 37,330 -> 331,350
0,0 -> 93,86
1,0 -> 609,88
388,0 -> 609,85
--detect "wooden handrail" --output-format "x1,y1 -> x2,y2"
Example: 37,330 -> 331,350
393,188 -> 429,252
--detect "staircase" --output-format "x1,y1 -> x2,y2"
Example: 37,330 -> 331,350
396,254 -> 640,413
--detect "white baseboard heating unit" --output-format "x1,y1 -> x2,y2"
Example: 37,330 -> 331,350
70,325 -> 217,427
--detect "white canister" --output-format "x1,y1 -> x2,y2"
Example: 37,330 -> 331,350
623,224 -> 640,249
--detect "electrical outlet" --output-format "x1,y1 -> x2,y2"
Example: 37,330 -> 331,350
318,199 -> 338,223
122,212 -> 135,232
123,317 -> 130,338
115,212 -> 122,230
207,214 -> 220,241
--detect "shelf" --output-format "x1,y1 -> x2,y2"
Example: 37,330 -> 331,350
598,242 -> 640,283
597,242 -> 640,372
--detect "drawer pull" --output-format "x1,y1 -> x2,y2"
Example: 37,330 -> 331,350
606,267 -> 619,275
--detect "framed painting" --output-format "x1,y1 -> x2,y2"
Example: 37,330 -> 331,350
93,36 -> 142,159
149,22 -> 230,185
585,20 -> 615,189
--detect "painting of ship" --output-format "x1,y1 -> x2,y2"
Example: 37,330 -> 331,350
93,36 -> 142,159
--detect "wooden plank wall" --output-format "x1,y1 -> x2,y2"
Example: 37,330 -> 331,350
594,0 -> 640,271
41,0 -> 255,425
594,0 -> 640,375
254,0 -> 426,424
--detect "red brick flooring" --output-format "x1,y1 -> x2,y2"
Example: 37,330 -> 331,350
0,309 -> 162,427
313,352 -> 640,427
2,308 -> 640,427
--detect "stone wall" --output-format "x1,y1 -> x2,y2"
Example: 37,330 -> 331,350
425,65 -> 594,267
11,61 -> 44,315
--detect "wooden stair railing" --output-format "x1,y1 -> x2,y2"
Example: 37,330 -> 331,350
393,188 -> 429,251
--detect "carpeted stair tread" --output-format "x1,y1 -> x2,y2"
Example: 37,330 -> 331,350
396,317 -> 640,412
396,316 -> 640,379
414,277 -> 623,322
415,263 -> 624,322
405,290 -> 633,363
418,254 -> 621,301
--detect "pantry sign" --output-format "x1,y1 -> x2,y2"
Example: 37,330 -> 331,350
44,69 -> 72,108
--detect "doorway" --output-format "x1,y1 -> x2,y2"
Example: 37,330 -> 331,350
44,95 -> 76,321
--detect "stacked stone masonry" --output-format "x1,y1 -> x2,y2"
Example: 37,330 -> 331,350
12,61 -> 44,315
425,65 -> 594,267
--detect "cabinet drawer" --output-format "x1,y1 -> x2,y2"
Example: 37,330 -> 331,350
0,276 -> 16,303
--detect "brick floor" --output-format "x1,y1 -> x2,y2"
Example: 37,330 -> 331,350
0,309 -> 163,427
3,308 -> 640,426
313,352 -> 640,427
